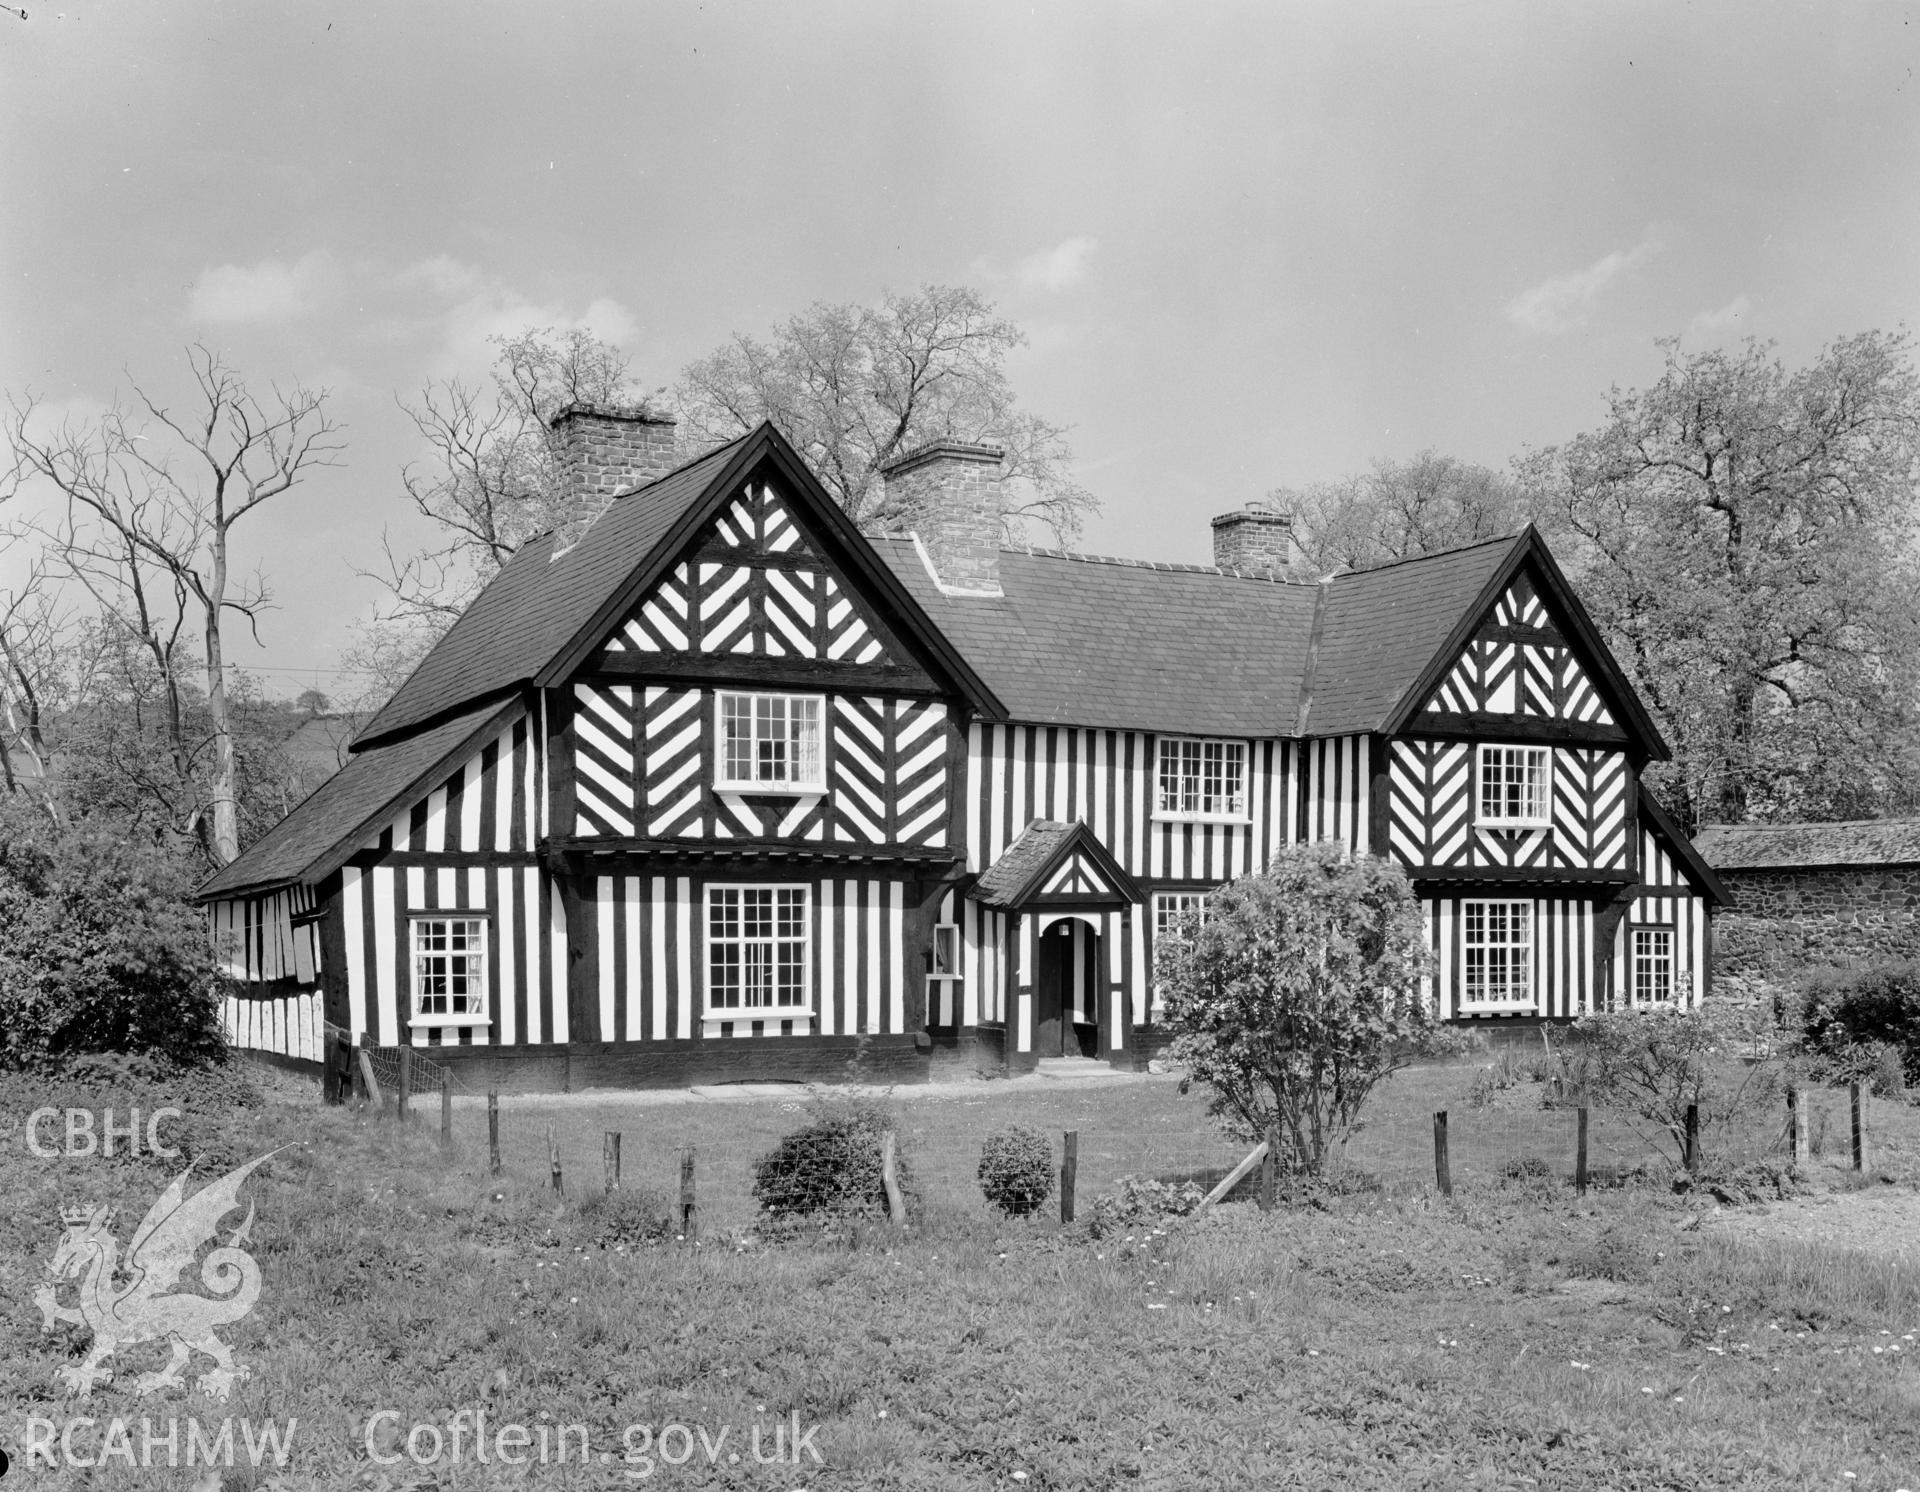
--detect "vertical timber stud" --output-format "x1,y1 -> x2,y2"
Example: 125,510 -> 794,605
397,1048 -> 413,1124
1433,1110 -> 1452,1197
1851,1083 -> 1867,1172
1367,733 -> 1391,859
1683,1103 -> 1700,1175
1575,1108 -> 1589,1195
488,1091 -> 501,1176
680,1147 -> 699,1239
604,1132 -> 621,1194
1790,1087 -> 1809,1167
440,1071 -> 452,1148
1261,1125 -> 1278,1212
564,860 -> 597,1047
1061,1130 -> 1078,1224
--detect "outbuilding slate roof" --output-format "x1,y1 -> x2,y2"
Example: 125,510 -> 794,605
1693,819 -> 1920,872
198,700 -> 516,898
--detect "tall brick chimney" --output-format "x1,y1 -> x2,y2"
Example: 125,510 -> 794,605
1211,501 -> 1293,577
548,403 -> 679,555
880,439 -> 1005,597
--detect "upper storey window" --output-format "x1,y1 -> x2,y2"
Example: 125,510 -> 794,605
1477,745 -> 1551,828
718,692 -> 825,793
1156,738 -> 1248,821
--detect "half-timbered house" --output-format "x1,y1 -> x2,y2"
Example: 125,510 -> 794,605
199,406 -> 1723,1087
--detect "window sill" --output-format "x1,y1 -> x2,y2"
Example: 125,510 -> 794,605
1458,1002 -> 1537,1015
1476,820 -> 1551,832
409,1015 -> 492,1029
1151,812 -> 1253,827
704,1008 -> 814,1022
714,783 -> 827,799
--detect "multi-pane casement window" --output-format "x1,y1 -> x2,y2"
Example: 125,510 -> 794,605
1477,745 -> 1552,828
929,923 -> 960,982
410,916 -> 488,1025
706,885 -> 811,1015
717,692 -> 824,793
1462,900 -> 1533,1008
1632,926 -> 1675,1005
1153,891 -> 1211,943
1155,738 -> 1248,820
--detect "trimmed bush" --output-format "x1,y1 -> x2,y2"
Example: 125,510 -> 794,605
751,1098 -> 911,1225
0,803 -> 229,1070
1797,963 -> 1920,1089
977,1124 -> 1055,1216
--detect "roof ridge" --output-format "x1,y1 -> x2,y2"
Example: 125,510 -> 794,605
1325,529 -> 1528,581
872,535 -> 1307,584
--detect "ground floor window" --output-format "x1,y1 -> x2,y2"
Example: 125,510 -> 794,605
1153,891 -> 1211,942
411,916 -> 488,1024
1632,925 -> 1675,1004
706,884 -> 810,1014
1462,900 -> 1532,1007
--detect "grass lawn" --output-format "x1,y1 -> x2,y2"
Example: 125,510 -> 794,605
6,1058 -> 1920,1489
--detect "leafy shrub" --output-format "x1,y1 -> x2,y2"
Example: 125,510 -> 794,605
751,1098 -> 911,1225
1498,1156 -> 1555,1183
1797,963 -> 1920,1088
0,803 -> 229,1070
1087,1176 -> 1206,1238
1157,841 -> 1447,1172
1569,1003 -> 1783,1172
573,1186 -> 672,1248
977,1124 -> 1055,1216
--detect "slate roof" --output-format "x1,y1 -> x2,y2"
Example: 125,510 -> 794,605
198,701 -> 516,899
356,437 -> 749,749
972,820 -> 1078,906
1693,819 -> 1920,872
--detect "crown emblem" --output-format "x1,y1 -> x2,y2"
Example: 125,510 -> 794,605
60,1204 -> 101,1227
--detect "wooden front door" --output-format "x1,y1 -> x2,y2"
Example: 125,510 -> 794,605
1036,921 -> 1072,1057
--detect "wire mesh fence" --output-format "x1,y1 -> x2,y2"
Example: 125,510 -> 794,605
313,1028 -> 1905,1236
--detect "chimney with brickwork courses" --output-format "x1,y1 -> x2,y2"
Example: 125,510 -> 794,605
881,439 -> 1006,597
549,402 -> 679,555
1210,500 -> 1293,577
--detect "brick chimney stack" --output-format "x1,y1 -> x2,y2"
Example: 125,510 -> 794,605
1211,501 -> 1293,577
880,439 -> 1006,597
549,403 -> 679,555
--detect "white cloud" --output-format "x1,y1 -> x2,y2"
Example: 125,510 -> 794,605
402,257 -> 638,376
1016,235 -> 1098,293
187,252 -> 335,326
1504,231 -> 1662,336
1686,294 -> 1753,340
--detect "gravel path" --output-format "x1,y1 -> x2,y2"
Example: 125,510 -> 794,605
1705,1183 -> 1920,1261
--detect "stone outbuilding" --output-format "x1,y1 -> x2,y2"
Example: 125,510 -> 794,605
1693,819 -> 1920,975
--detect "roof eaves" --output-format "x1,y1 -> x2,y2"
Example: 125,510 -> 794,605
1640,792 -> 1730,907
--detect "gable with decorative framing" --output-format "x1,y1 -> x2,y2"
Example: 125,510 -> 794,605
1421,571 -> 1615,725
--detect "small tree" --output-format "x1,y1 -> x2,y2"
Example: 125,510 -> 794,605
1157,842 -> 1437,1174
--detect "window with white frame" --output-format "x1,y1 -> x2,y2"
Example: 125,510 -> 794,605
411,916 -> 488,1024
1632,926 -> 1675,1005
929,923 -> 960,981
717,692 -> 824,793
1154,891 -> 1211,943
1462,900 -> 1533,1007
706,885 -> 810,1013
1156,738 -> 1247,820
1477,745 -> 1552,827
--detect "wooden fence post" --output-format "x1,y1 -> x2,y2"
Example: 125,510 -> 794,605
356,1050 -> 382,1110
1851,1082 -> 1867,1172
487,1091 -> 500,1176
1683,1103 -> 1700,1174
604,1132 -> 621,1194
547,1122 -> 563,1194
322,1032 -> 342,1105
1575,1108 -> 1589,1196
397,1048 -> 413,1125
881,1132 -> 907,1228
1789,1087 -> 1809,1167
1060,1130 -> 1078,1224
1433,1110 -> 1452,1198
440,1071 -> 452,1148
680,1146 -> 699,1239
1261,1124 -> 1278,1211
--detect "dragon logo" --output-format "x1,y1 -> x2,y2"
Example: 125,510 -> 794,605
34,1152 -> 275,1400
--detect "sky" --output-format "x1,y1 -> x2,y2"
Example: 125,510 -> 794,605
4,1 -> 1918,701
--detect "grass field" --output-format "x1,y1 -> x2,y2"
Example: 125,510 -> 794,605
6,1058 -> 1920,1489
